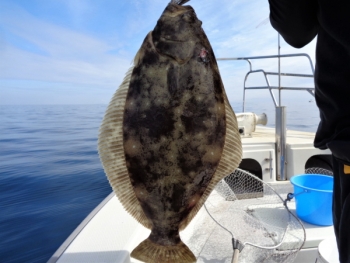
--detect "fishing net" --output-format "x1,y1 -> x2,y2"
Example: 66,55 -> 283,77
185,168 -> 305,263
305,167 -> 333,176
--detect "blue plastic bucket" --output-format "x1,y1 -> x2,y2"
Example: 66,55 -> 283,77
290,174 -> 334,226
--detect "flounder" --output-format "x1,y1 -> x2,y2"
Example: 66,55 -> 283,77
98,0 -> 242,262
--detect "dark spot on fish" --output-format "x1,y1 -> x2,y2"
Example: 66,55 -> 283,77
146,106 -> 175,139
206,133 -> 217,145
159,142 -> 171,153
186,75 -> 194,90
149,227 -> 181,245
143,49 -> 159,66
181,98 -> 213,133
124,104 -> 175,140
140,201 -> 156,223
170,99 -> 181,108
165,160 -> 174,166
213,76 -> 224,102
167,64 -> 178,96
177,155 -> 202,175
172,183 -> 186,212
129,76 -> 143,95
126,159 -> 149,185
181,115 -> 207,134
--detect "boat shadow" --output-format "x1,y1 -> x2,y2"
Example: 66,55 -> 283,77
50,250 -> 131,263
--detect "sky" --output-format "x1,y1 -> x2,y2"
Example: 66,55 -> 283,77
0,0 -> 317,106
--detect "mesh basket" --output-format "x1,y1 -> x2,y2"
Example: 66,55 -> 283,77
190,168 -> 305,263
305,167 -> 333,176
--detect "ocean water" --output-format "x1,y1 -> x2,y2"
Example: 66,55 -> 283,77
0,100 -> 320,263
0,105 -> 111,263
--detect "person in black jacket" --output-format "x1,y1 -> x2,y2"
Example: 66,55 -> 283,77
267,1 -> 350,262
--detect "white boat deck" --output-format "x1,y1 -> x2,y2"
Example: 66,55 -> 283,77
49,126 -> 336,263
242,126 -> 316,145
50,189 -> 334,263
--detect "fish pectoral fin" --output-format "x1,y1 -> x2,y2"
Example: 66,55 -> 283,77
131,238 -> 196,263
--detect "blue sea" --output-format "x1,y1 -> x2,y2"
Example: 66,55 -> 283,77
0,100 -> 320,263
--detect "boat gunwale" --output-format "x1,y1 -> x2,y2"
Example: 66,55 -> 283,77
47,192 -> 115,263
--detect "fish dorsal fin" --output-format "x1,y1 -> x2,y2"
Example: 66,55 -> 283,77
179,89 -> 242,230
98,66 -> 152,229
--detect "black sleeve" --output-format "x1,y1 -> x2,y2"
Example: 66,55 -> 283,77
268,0 -> 319,48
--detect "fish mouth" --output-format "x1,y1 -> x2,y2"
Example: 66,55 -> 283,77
160,36 -> 186,43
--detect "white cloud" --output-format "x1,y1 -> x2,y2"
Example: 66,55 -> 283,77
0,0 -> 318,105
0,3 -> 131,88
1,45 -> 130,86
190,0 -> 317,106
60,0 -> 95,27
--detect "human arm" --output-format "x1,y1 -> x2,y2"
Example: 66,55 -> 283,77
268,0 -> 318,48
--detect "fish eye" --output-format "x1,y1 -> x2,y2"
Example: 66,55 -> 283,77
182,11 -> 195,21
168,5 -> 176,12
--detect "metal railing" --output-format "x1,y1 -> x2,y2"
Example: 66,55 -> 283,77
217,53 -> 315,112
217,53 -> 315,181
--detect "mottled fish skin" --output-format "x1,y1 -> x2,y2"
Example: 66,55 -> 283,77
125,31 -> 225,240
126,2 -> 224,262
98,1 -> 242,262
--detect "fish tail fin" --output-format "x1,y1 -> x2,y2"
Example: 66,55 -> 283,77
131,238 -> 196,263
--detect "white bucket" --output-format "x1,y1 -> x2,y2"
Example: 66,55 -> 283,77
317,236 -> 339,263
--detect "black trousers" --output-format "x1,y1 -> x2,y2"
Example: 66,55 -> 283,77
332,155 -> 350,263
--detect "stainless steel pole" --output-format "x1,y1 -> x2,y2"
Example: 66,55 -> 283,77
276,106 -> 286,180
276,34 -> 286,180
278,33 -> 281,106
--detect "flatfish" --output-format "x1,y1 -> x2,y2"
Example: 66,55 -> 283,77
98,0 -> 242,262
